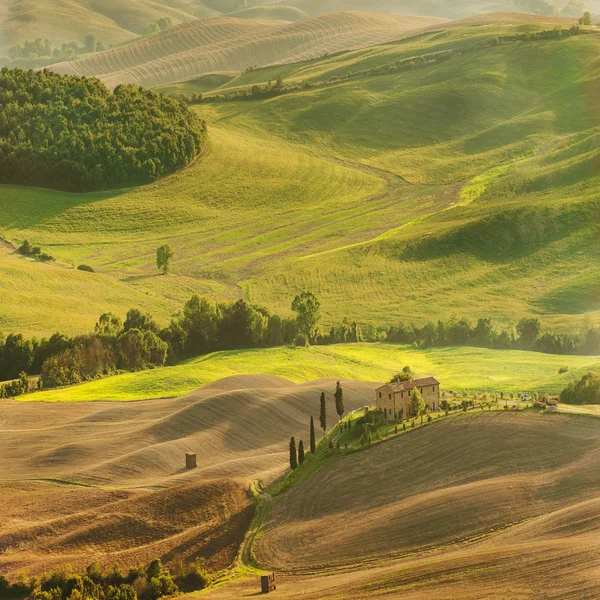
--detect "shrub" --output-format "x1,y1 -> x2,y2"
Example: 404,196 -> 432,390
294,334 -> 307,347
560,372 -> 600,405
559,366 -> 569,374
175,559 -> 211,592
38,252 -> 54,262
77,264 -> 95,273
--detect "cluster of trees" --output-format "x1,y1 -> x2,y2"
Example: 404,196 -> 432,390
18,239 -> 54,262
143,17 -> 173,36
385,317 -> 600,356
179,76 -> 286,105
560,372 -> 600,405
0,557 -> 211,600
2,36 -> 106,69
0,68 -> 207,191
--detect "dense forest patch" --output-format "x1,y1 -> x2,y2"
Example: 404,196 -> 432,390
0,68 -> 207,191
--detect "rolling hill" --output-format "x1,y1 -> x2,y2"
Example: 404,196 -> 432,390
203,411 -> 600,599
52,12 -> 448,89
2,16 -> 599,340
2,0 -> 590,56
0,375 -> 372,575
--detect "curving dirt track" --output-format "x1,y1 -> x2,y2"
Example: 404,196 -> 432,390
0,375 -> 373,576
201,411 -> 600,599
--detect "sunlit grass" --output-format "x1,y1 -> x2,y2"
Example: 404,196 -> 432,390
22,343 -> 600,402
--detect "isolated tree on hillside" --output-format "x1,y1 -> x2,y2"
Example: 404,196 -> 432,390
291,291 -> 321,344
310,415 -> 316,454
319,391 -> 327,435
334,380 -> 344,421
580,11 -> 593,25
289,436 -> 297,470
298,440 -> 305,465
410,388 -> 425,423
157,244 -> 174,274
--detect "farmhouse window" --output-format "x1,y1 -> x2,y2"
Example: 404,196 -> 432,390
389,393 -> 391,399
379,392 -> 382,398
420,388 -> 423,394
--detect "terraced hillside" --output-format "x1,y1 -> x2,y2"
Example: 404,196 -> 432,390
0,375 -> 373,575
204,411 -> 600,599
52,12 -> 448,89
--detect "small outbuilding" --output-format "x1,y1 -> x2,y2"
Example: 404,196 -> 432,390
185,452 -> 197,469
260,573 -> 276,593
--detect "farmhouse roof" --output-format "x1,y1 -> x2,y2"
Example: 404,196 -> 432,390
376,377 -> 439,393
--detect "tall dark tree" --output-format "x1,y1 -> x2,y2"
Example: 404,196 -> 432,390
309,415 -> 316,454
334,380 -> 344,421
319,392 -> 327,435
298,440 -> 305,465
289,436 -> 297,470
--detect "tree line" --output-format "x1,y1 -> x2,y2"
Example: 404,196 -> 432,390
2,36 -> 106,69
2,290 -> 600,398
386,317 -> 600,356
0,68 -> 206,192
0,557 -> 210,600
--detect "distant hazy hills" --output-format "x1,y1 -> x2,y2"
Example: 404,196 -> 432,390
1,0 -> 590,56
51,12 -> 447,89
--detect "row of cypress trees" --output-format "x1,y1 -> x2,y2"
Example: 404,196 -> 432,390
289,381 -> 345,469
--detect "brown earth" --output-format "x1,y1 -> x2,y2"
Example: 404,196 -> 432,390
201,411 -> 600,599
0,375 -> 373,576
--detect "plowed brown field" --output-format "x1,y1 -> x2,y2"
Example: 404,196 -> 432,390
0,376 -> 373,576
202,411 -> 600,599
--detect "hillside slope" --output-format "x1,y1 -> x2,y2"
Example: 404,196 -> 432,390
2,17 -> 600,338
203,411 -> 600,599
0,376 -> 373,575
52,12 -> 448,88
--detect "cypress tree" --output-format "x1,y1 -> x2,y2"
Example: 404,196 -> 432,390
298,440 -> 305,465
319,392 -> 327,435
334,380 -> 344,421
310,415 -> 316,454
289,436 -> 297,470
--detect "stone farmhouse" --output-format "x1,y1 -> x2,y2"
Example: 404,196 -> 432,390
375,377 -> 440,420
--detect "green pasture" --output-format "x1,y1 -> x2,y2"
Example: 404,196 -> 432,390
20,343 -> 600,402
1,21 -> 600,337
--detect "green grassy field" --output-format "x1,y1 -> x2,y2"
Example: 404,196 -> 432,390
19,343 -> 600,402
1,18 -> 599,337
